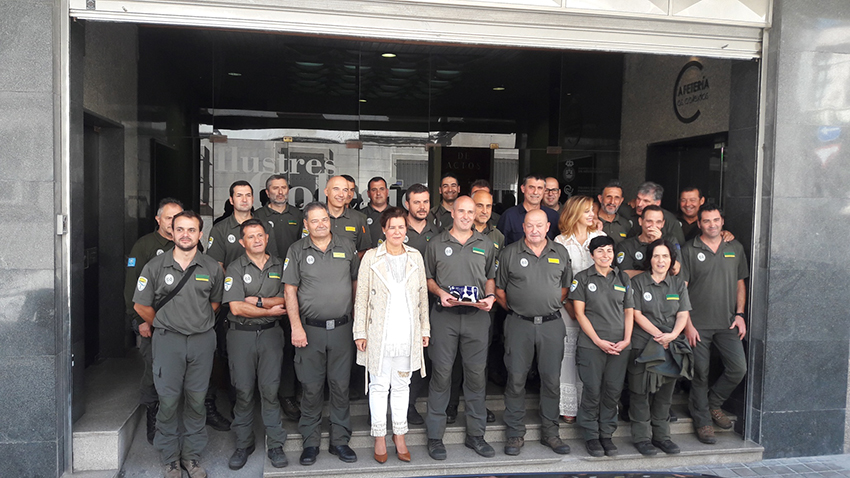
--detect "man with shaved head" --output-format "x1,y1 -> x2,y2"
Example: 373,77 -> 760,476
424,196 -> 498,461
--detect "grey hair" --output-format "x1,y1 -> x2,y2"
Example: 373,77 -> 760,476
156,197 -> 184,216
637,181 -> 664,202
265,174 -> 288,190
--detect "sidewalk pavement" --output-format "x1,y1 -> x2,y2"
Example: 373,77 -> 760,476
666,454 -> 850,478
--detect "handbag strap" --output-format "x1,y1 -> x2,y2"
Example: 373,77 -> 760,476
155,264 -> 200,312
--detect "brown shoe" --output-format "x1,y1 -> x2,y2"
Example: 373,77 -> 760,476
696,425 -> 717,444
163,461 -> 181,478
710,408 -> 733,429
180,459 -> 207,478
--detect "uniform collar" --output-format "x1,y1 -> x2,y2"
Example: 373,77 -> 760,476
165,249 -> 205,271
240,252 -> 282,272
153,230 -> 173,246
302,233 -> 340,252
517,237 -> 556,255
441,228 -> 485,246
692,235 -> 725,252
263,203 -> 293,216
328,206 -> 352,220
637,270 -> 673,287
407,216 -> 440,234
586,265 -> 618,279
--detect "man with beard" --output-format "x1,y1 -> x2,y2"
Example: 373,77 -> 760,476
432,172 -> 460,230
596,180 -> 631,244
133,211 -> 224,478
542,177 -> 562,213
497,174 -> 560,245
125,198 -> 183,444
363,176 -> 390,247
254,174 -> 303,421
425,196 -> 498,461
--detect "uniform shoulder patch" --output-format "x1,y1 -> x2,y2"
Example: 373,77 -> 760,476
208,237 -> 214,248
224,277 -> 233,291
137,276 -> 148,291
127,257 -> 136,267
570,279 -> 578,292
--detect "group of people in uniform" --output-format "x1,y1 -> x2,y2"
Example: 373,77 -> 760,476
125,171 -> 749,478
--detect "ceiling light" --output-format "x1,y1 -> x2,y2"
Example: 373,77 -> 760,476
492,86 -> 505,91
381,52 -> 397,58
359,99 -> 367,103
227,72 -> 242,77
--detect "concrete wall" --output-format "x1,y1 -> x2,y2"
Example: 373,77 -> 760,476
619,54 -> 732,197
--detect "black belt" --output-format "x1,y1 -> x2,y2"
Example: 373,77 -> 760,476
229,321 -> 277,331
514,312 -> 560,325
437,304 -> 478,315
304,315 -> 349,330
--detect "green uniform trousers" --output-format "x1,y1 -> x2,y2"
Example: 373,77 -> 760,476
294,320 -> 353,447
503,314 -> 565,439
627,348 -> 675,442
227,326 -> 288,449
277,319 -> 298,399
689,327 -> 747,428
133,318 -> 158,407
426,305 -> 490,439
576,345 -> 629,441
151,328 -> 216,465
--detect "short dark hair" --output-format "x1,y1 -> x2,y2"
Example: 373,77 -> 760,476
641,204 -> 664,219
157,197 -> 184,216
239,217 -> 266,237
470,179 -> 492,192
265,174 -> 288,190
172,210 -> 203,231
588,235 -> 615,254
368,176 -> 387,190
680,185 -> 702,197
405,183 -> 429,203
643,238 -> 678,273
341,174 -> 356,185
230,180 -> 253,197
522,174 -> 546,186
697,204 -> 723,222
440,172 -> 459,184
600,180 -> 623,196
379,206 -> 408,229
303,201 -> 329,218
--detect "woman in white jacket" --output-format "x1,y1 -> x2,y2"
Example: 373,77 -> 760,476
353,207 -> 430,464
554,195 -> 607,423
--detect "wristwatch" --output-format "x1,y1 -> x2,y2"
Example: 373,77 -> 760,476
256,298 -> 264,308
734,312 -> 745,319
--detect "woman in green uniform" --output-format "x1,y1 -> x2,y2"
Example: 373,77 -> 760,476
571,235 -> 634,458
628,239 -> 692,456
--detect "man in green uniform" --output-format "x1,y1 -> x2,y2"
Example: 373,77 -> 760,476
424,196 -> 498,460
133,211 -> 224,478
495,209 -> 572,456
283,202 -> 360,466
621,181 -> 686,245
223,218 -> 290,470
404,183 -> 441,256
124,198 -> 182,444
596,180 -> 631,244
470,179 -> 501,225
616,205 -> 680,278
324,175 -> 371,256
254,174 -> 303,421
431,172 -> 459,230
364,176 -> 389,247
678,186 -> 705,242
208,180 -> 278,269
680,205 -> 748,445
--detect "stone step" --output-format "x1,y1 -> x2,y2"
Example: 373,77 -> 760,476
279,403 -> 737,452
71,354 -> 145,473
263,432 -> 762,478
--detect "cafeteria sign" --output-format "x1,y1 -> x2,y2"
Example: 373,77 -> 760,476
674,60 -> 710,124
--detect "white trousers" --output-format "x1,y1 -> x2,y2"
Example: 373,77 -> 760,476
559,307 -> 583,416
369,355 -> 412,437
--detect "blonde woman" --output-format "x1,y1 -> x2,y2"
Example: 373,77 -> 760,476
554,195 -> 607,423
353,207 -> 430,463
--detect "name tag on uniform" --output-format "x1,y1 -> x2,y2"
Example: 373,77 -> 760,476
333,252 -> 346,259
195,274 -> 210,282
494,243 -> 499,249
269,272 -> 281,279
345,226 -> 356,232
666,294 -> 680,301
472,247 -> 485,255
548,257 -> 560,264
288,220 -> 297,225
613,284 -> 626,292
724,252 -> 736,258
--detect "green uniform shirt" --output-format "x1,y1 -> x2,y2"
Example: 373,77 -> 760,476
328,207 -> 372,252
630,272 -> 692,349
600,213 -> 632,244
625,207 -> 686,245
496,239 -> 572,317
254,204 -> 303,261
363,204 -> 386,248
133,251 -> 224,335
615,234 -> 679,272
569,266 -> 635,349
405,216 -> 441,256
207,214 -> 278,268
124,230 -> 174,316
678,215 -> 700,242
678,236 -> 749,330
222,254 -> 285,325
431,203 -> 453,231
425,229 -> 496,299
478,221 -> 506,259
282,234 -> 360,320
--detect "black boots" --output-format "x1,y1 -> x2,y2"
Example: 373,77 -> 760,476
205,398 -> 231,431
146,402 -> 158,444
